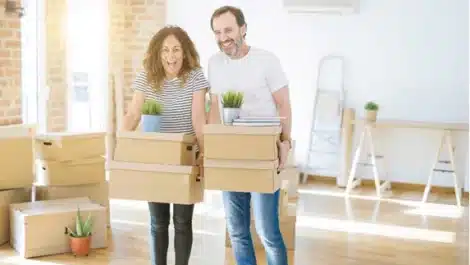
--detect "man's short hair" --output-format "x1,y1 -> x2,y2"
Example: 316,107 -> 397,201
210,6 -> 247,37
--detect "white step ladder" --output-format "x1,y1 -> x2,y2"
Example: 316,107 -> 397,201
301,55 -> 346,183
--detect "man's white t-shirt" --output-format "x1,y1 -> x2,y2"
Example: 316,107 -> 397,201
208,47 -> 289,119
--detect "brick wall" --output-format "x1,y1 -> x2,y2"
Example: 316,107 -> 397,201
109,0 -> 166,117
45,0 -> 68,132
0,0 -> 22,126
0,0 -> 166,131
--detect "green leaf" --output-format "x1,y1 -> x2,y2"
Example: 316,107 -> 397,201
222,91 -> 244,108
82,213 -> 94,236
142,100 -> 163,115
76,207 -> 83,237
364,101 -> 379,111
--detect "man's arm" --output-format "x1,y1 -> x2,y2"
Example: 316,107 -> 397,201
272,86 -> 292,143
266,53 -> 292,145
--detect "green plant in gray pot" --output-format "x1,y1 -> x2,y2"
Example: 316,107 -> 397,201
221,91 -> 244,125
141,99 -> 163,132
364,101 -> 379,123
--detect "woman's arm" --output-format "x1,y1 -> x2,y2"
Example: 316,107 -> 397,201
192,89 -> 207,153
122,91 -> 146,131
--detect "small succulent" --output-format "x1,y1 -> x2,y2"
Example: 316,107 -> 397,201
221,91 -> 244,109
67,207 -> 93,238
142,100 -> 163,115
364,101 -> 379,111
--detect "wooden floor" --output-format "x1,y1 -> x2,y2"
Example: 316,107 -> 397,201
0,182 -> 467,265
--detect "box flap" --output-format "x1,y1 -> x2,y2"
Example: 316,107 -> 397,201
38,156 -> 106,167
13,202 -> 104,216
116,131 -> 195,143
107,160 -> 195,174
204,158 -> 278,169
0,124 -> 35,139
203,124 -> 281,135
35,131 -> 106,142
11,197 -> 92,208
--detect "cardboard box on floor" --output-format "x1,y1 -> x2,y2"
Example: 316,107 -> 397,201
0,188 -> 32,245
114,131 -> 196,165
36,156 -> 106,186
35,132 -> 106,161
203,159 -> 280,193
203,124 -> 281,161
35,181 -> 110,227
0,124 -> 35,189
10,197 -> 108,258
225,204 -> 297,250
279,167 -> 300,200
107,161 -> 203,204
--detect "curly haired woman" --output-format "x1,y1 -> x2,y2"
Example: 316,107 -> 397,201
122,26 -> 209,265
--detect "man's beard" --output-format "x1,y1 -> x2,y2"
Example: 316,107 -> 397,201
218,36 -> 243,57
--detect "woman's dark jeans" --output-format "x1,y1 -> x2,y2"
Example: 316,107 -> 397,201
148,202 -> 195,265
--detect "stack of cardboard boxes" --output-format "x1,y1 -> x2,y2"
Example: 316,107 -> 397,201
203,124 -> 299,250
0,125 -> 35,246
33,132 -> 110,226
0,125 -> 109,259
203,124 -> 282,193
108,131 -> 204,204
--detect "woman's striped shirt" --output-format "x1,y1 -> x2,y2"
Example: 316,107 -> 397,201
131,68 -> 210,135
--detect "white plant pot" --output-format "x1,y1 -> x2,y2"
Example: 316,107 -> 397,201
223,108 -> 241,125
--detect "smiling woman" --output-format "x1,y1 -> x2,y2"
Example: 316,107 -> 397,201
121,25 -> 210,265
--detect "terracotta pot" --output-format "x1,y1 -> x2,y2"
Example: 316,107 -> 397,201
70,236 -> 91,256
365,110 -> 378,123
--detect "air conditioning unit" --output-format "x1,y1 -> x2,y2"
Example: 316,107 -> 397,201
283,0 -> 360,15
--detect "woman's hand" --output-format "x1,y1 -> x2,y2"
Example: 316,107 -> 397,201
195,152 -> 204,181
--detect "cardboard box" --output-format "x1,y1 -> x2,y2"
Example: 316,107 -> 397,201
35,131 -> 106,161
203,159 -> 280,193
204,124 -> 281,161
108,161 -> 203,204
279,167 -> 300,200
10,197 -> 108,258
35,181 -> 110,227
114,131 -> 196,165
0,124 -> 35,189
226,204 -> 297,250
36,157 -> 106,186
0,188 -> 31,245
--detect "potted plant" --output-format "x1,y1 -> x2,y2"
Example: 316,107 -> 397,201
221,90 -> 244,125
67,208 -> 93,257
141,99 -> 163,132
364,101 -> 379,123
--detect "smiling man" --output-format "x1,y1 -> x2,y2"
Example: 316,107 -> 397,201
207,5 -> 292,265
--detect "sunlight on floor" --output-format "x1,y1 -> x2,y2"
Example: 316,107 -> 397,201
0,256 -> 63,265
296,215 -> 456,243
112,219 -> 222,237
403,205 -> 464,219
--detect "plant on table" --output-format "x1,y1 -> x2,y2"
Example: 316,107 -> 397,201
364,101 -> 379,123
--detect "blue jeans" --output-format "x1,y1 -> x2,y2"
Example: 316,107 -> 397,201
223,189 -> 288,265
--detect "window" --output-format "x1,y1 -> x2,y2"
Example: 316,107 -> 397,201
66,0 -> 108,132
21,0 -> 45,131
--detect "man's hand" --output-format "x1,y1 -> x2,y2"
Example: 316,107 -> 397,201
277,140 -> 291,171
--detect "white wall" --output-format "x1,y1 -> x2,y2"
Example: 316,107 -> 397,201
167,0 -> 469,189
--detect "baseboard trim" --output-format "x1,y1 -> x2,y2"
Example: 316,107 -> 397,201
305,174 -> 469,199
